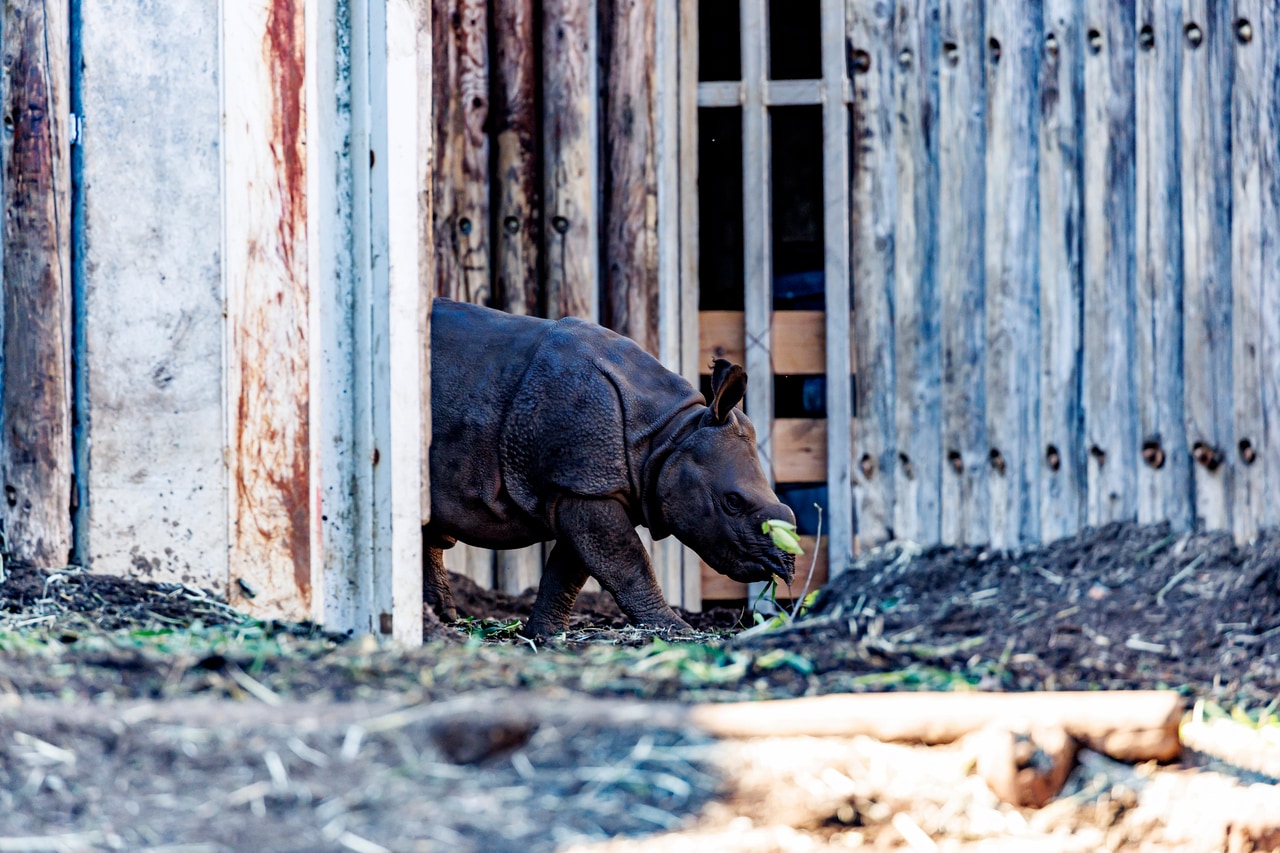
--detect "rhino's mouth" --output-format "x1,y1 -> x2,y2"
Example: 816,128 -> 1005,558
721,550 -> 795,586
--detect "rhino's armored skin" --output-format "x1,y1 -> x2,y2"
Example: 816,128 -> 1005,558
425,299 -> 796,638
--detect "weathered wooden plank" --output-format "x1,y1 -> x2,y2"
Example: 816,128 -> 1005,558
938,0 -> 988,545
601,0 -> 659,355
1038,0 -> 1086,543
984,0 -> 1041,550
701,536 -> 828,600
543,0 -> 599,322
822,0 -> 853,574
774,418 -> 828,484
848,0 -> 895,548
1134,0 -> 1192,531
892,0 -> 942,547
431,0 -> 490,305
224,0 -> 312,619
0,0 -> 73,567
492,0 -> 539,317
1230,0 -> 1264,542
678,0 -> 703,610
1082,0 -> 1138,527
698,311 -> 850,376
492,0 -> 543,598
418,0 -> 435,524
1178,0 -> 1233,531
1262,4 -> 1280,534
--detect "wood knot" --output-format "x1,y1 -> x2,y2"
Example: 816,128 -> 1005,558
988,37 -> 1001,64
1142,439 -> 1166,469
1185,22 -> 1203,48
899,452 -> 914,481
860,453 -> 877,480
1045,445 -> 1061,472
849,48 -> 871,74
943,41 -> 959,66
1139,24 -> 1155,51
1089,445 -> 1107,467
1236,18 -> 1253,44
1238,439 -> 1257,466
1087,29 -> 1103,54
947,449 -> 964,474
1192,442 -> 1223,471
551,216 -> 569,234
989,448 -> 1006,475
1045,33 -> 1059,56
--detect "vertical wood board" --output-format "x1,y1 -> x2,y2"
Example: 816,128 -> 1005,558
1037,0 -> 1085,542
1261,4 -> 1280,535
1,0 -> 74,567
1178,0 -> 1233,531
1082,0 -> 1138,526
849,0 -> 895,549
937,0 -> 988,545
1134,0 -> 1192,530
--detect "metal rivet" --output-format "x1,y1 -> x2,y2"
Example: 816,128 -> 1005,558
1142,439 -> 1166,470
1045,33 -> 1059,57
1192,441 -> 1222,471
850,49 -> 871,74
503,216 -> 520,234
1185,22 -> 1202,48
459,217 -> 472,235
943,41 -> 959,66
898,48 -> 912,68
988,37 -> 1001,64
552,216 -> 569,234
1236,19 -> 1253,45
1087,29 -> 1103,54
1046,445 -> 1061,472
1139,25 -> 1155,51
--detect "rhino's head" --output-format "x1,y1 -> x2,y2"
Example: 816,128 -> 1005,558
654,360 -> 797,586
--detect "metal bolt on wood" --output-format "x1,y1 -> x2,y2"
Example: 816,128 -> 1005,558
1234,19 -> 1252,44
1184,23 -> 1202,48
1139,25 -> 1155,51
1142,440 -> 1166,470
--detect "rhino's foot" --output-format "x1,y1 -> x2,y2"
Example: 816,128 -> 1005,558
520,613 -> 568,642
630,609 -> 692,634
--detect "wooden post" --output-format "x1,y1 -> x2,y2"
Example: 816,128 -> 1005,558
1230,0 -> 1264,542
984,0 -> 1041,549
1134,0 -> 1192,532
937,0 -> 988,545
1262,6 -> 1280,536
893,0 -> 942,547
542,0 -> 599,322
1178,0 -> 1233,531
0,0 -> 74,568
1038,0 -> 1085,542
1082,0 -> 1138,527
601,0 -> 659,356
492,0 -> 542,596
849,0 -> 894,548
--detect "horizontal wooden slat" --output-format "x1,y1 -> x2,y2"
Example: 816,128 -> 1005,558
701,536 -> 829,600
699,310 -> 854,376
772,417 -> 857,484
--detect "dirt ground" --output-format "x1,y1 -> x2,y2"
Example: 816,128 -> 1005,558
2,522 -> 1280,851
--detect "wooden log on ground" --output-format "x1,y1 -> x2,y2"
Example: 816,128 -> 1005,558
1,0 -> 74,568
967,722 -> 1077,808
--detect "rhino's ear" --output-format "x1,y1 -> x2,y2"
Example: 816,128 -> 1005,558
709,358 -> 747,424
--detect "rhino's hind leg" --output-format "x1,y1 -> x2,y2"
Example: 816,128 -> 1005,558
539,497 -> 691,635
523,542 -> 591,639
424,542 -> 458,623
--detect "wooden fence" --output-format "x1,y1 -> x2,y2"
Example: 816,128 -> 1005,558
839,0 -> 1280,550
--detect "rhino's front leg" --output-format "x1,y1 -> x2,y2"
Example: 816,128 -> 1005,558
533,497 -> 690,636
423,544 -> 458,623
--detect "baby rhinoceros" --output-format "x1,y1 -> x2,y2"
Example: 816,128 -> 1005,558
425,298 -> 797,638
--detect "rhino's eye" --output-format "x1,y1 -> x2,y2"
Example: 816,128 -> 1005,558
723,492 -> 746,514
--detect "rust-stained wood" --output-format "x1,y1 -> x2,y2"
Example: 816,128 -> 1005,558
701,536 -> 828,600
492,0 -> 542,594
849,0 -> 895,548
938,0 -> 988,545
492,0 -> 539,317
893,0 -> 942,546
225,0 -> 312,619
0,0 -> 73,567
984,0 -> 1041,549
432,0 -> 490,305
1179,0 -> 1233,531
1082,0 -> 1137,527
1230,0 -> 1264,542
1134,0 -> 1191,531
542,0 -> 599,321
601,0 -> 659,355
1039,0 -> 1086,542
698,311 -> 850,376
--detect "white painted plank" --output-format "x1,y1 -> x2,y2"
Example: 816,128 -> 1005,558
1134,0 -> 1192,531
984,0 -> 1041,549
893,0 -> 942,546
1261,4 -> 1280,535
78,0 -> 226,589
1038,0 -> 1085,542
